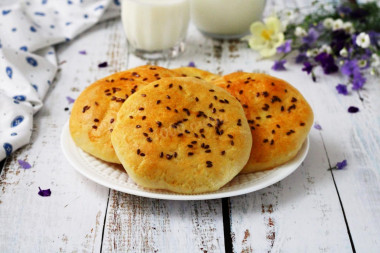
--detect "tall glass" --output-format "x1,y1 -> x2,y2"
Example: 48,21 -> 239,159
191,0 -> 266,39
122,0 -> 190,59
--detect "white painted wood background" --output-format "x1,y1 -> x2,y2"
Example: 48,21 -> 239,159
1,0 -> 380,252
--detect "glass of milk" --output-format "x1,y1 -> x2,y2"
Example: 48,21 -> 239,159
190,0 -> 266,39
122,0 -> 190,59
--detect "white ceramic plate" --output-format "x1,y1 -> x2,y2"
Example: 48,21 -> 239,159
61,121 -> 309,200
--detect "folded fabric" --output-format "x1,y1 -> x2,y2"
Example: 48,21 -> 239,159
0,0 -> 121,160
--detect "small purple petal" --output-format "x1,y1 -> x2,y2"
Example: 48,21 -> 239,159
98,62 -> 108,68
18,160 -> 31,169
336,84 -> 348,95
277,40 -> 292,53
314,123 -> 322,130
348,106 -> 359,113
336,159 -> 347,170
302,61 -> 313,74
38,187 -> 51,197
272,60 -> 287,71
66,96 -> 75,104
295,53 -> 308,64
303,28 -> 319,45
188,61 -> 196,67
79,50 -> 87,55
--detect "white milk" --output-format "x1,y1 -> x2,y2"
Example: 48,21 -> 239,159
191,0 -> 266,38
122,0 -> 190,52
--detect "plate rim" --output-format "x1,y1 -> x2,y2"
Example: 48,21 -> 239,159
61,121 -> 309,201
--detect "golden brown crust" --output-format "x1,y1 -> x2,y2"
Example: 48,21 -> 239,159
69,65 -> 181,163
172,67 -> 220,82
111,77 -> 252,194
214,73 -> 314,173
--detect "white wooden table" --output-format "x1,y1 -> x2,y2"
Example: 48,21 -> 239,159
1,1 -> 380,252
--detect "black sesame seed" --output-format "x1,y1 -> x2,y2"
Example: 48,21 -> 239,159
191,141 -> 197,144
195,97 -> 199,102
201,134 -> 206,138
214,95 -> 218,100
212,108 -> 216,113
239,90 -> 243,94
272,130 -> 275,134
188,144 -> 193,148
185,130 -> 190,134
205,150 -> 211,153
270,140 -> 274,145
243,104 -> 248,108
276,124 -> 281,128
237,119 -> 242,126
149,127 -> 153,132
82,105 -> 90,113
271,82 -> 275,86
143,133 -> 148,137
166,95 -> 171,99
262,104 -> 269,111
136,125 -> 141,128
141,94 -> 146,97
188,152 -> 194,156
64,107 -> 69,111
94,118 -> 99,122
221,150 -> 226,155
140,153 -> 145,157
179,85 -> 183,90
142,116 -> 146,120
228,134 -> 233,139
110,129 -> 113,132
251,126 -> 255,130
166,154 -> 173,160
219,109 -> 225,112
300,122 -> 305,126
194,133 -> 199,138
206,161 -> 213,167
157,121 -> 162,127
92,125 -> 97,129
199,128 -> 205,133
178,133 -> 184,137
174,152 -> 178,158
230,141 -> 234,146
207,123 -> 213,127
110,118 -> 115,123
262,91 -> 269,97
169,83 -> 173,88
160,152 -> 164,158
154,84 -> 159,87
281,106 -> 285,112
263,139 -> 269,143
209,89 -> 215,92
129,115 -> 133,119
266,115 -> 272,118
157,100 -> 161,104
209,103 -> 213,108
166,106 -> 171,110
137,149 -> 140,155
139,107 -> 144,111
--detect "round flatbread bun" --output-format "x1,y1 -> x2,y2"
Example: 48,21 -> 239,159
214,72 -> 314,173
69,65 -> 181,163
172,67 -> 220,81
111,77 -> 252,194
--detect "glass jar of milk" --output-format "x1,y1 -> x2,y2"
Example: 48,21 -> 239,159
122,0 -> 190,59
190,0 -> 266,39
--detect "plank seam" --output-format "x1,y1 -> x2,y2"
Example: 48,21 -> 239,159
222,198 -> 233,253
99,188 -> 111,253
320,133 -> 356,253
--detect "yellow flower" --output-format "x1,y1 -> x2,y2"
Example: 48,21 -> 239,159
247,16 -> 285,58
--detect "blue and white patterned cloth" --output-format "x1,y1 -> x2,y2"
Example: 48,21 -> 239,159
0,0 -> 120,161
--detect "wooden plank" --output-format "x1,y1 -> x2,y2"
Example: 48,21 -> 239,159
100,21 -> 226,253
102,191 -> 225,252
0,20 -> 124,252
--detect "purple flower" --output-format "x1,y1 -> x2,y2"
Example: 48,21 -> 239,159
272,60 -> 287,71
336,84 -> 348,95
38,187 -> 51,197
341,60 -> 359,76
79,50 -> 87,55
277,40 -> 292,53
368,31 -> 380,46
303,28 -> 319,45
314,123 -> 322,130
336,160 -> 347,170
302,61 -> 313,74
338,6 -> 352,16
314,53 -> 338,74
66,96 -> 75,104
348,106 -> 359,113
98,62 -> 108,68
295,53 -> 308,64
352,72 -> 366,90
18,160 -> 31,169
188,61 -> 196,67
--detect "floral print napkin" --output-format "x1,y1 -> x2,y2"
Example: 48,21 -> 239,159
0,0 -> 120,161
